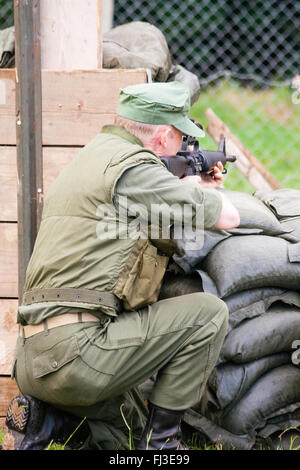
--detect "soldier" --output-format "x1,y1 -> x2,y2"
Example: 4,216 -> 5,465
3,82 -> 239,450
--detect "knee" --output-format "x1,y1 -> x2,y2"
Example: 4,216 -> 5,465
188,292 -> 229,327
205,292 -> 228,324
210,294 -> 228,323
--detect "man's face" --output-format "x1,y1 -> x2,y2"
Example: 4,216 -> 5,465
161,126 -> 184,158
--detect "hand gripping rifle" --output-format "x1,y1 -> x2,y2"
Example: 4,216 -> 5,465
161,122 -> 237,178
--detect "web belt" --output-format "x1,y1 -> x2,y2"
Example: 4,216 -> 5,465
22,287 -> 122,312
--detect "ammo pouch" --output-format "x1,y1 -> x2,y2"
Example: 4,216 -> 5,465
113,239 -> 169,311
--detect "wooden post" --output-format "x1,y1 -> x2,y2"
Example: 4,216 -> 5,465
103,0 -> 114,33
40,0 -> 102,70
14,0 -> 43,301
205,108 -> 282,191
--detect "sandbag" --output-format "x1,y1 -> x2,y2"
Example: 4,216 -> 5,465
220,304 -> 300,364
257,408 -> 300,441
103,21 -> 172,82
208,353 -> 290,410
220,365 -> 300,435
224,287 -> 286,314
224,289 -> 300,332
172,228 -> 274,275
185,393 -> 300,450
254,188 -> 300,220
260,290 -> 300,311
218,188 -> 291,235
200,235 -> 300,298
167,64 -> 201,105
158,271 -> 203,300
183,409 -> 256,450
280,216 -> 300,243
171,188 -> 290,274
103,22 -> 201,105
172,229 -> 232,273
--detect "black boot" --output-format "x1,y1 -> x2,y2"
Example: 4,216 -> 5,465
2,394 -> 90,450
136,402 -> 187,450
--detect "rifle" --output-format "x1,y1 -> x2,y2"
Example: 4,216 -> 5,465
161,122 -> 237,178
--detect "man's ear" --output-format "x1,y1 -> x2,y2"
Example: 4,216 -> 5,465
149,126 -> 172,156
157,126 -> 171,150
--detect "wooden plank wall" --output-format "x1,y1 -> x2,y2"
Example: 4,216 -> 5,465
0,67 -> 147,422
1,69 -> 148,146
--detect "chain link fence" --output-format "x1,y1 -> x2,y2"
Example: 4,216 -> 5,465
114,0 -> 299,84
0,0 -> 13,29
113,0 -> 300,192
0,1 -> 299,191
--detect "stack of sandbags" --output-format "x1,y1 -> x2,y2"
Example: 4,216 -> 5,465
103,21 -> 201,104
159,188 -> 300,449
192,300 -> 300,450
255,188 -> 300,244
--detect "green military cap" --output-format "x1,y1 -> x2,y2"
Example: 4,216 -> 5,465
117,81 -> 205,138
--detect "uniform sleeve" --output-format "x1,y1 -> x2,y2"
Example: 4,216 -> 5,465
114,162 -> 223,230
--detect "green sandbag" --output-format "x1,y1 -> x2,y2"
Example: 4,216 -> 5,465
218,188 -> 292,235
220,304 -> 300,364
208,353 -> 290,410
201,235 -> 300,298
254,188 -> 300,220
224,289 -> 300,332
103,21 -> 172,82
220,365 -> 300,435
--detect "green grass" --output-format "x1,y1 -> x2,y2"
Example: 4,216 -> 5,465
1,424 -> 299,451
190,79 -> 300,193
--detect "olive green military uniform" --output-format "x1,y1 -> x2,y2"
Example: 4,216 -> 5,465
13,83 -> 228,449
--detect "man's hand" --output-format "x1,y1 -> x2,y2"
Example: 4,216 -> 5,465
201,161 -> 224,188
180,162 -> 224,188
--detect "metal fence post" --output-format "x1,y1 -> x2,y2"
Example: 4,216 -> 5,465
14,0 -> 43,302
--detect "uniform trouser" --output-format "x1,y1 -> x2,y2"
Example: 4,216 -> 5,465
13,293 -> 228,447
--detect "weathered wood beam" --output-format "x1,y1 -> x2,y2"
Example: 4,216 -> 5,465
205,108 -> 282,191
14,0 -> 43,301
